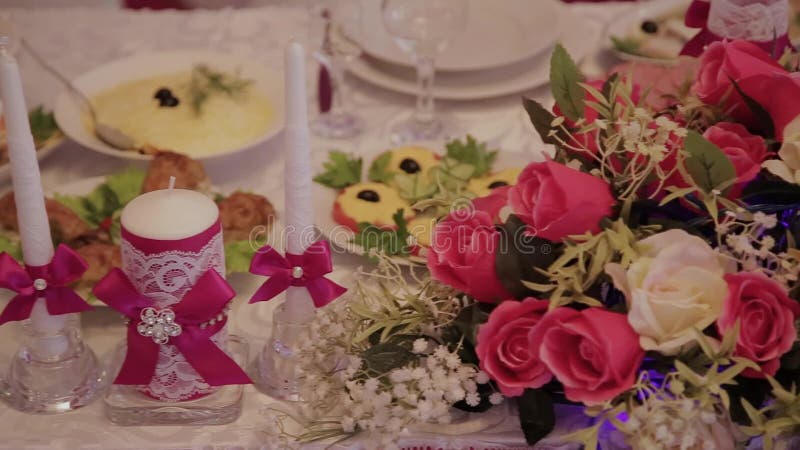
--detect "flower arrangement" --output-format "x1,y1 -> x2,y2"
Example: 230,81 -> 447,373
263,40 -> 800,450
424,41 -> 800,449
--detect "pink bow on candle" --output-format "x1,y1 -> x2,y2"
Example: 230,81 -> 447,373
681,0 -> 793,58
0,244 -> 92,326
93,268 -> 251,386
249,240 -> 346,308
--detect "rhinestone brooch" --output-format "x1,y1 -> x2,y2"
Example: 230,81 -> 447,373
136,307 -> 182,345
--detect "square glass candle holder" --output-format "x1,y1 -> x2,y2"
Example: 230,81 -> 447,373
103,335 -> 248,426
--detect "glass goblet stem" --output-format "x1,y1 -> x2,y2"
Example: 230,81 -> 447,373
413,54 -> 436,125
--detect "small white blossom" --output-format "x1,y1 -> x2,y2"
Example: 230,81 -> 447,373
465,392 -> 481,407
489,393 -> 504,405
475,371 -> 490,384
412,338 -> 429,354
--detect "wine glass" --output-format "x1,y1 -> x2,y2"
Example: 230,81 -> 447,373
310,0 -> 364,139
381,0 -> 468,144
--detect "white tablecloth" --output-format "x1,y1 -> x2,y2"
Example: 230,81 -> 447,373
0,3 -> 629,449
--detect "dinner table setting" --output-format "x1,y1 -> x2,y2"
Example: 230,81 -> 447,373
2,0 -> 800,449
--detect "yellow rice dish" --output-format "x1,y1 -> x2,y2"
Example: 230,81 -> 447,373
88,68 -> 274,156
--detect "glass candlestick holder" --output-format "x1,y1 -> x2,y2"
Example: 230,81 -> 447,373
103,335 -> 249,426
255,301 -> 312,402
0,310 -> 106,414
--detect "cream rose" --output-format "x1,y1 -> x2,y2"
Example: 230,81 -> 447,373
606,229 -> 728,355
764,115 -> 800,184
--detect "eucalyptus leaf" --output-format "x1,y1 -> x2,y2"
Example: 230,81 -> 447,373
361,341 -> 415,374
495,215 -> 560,299
518,388 -> 556,445
549,43 -> 585,122
522,97 -> 561,146
730,78 -> 775,138
683,130 -> 737,194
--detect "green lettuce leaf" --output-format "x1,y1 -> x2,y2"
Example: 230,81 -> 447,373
54,167 -> 146,227
0,235 -> 22,261
28,106 -> 59,145
225,240 -> 256,274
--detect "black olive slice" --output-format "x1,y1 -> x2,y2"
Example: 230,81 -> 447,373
488,181 -> 509,189
399,158 -> 421,174
154,88 -> 173,100
357,190 -> 380,202
641,20 -> 658,34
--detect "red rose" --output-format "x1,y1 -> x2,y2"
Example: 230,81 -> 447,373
693,40 -> 786,122
532,307 -> 644,405
508,161 -> 616,242
427,208 -> 512,303
703,122 -> 769,193
717,272 -> 800,378
475,298 -> 552,397
553,80 -> 641,154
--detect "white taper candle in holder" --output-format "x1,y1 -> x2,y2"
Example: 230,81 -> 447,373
256,39 -> 318,401
0,36 -> 104,414
281,40 -> 316,324
0,39 -> 65,345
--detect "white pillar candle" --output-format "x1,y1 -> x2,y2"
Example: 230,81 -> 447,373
282,40 -> 316,323
0,38 -> 66,345
121,188 -> 219,240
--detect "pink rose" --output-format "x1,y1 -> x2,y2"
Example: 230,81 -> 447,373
471,185 -> 510,223
532,307 -> 644,405
427,208 -> 512,303
703,122 -> 769,193
736,72 -> 800,140
693,40 -> 786,121
717,272 -> 800,378
475,298 -> 552,397
508,161 -> 616,242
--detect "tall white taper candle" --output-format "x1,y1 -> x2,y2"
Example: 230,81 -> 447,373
282,40 -> 315,322
0,38 -> 67,348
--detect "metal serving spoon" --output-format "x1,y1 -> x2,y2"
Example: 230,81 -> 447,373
20,38 -> 136,151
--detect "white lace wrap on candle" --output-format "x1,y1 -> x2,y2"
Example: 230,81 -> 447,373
120,229 -> 227,402
708,0 -> 789,42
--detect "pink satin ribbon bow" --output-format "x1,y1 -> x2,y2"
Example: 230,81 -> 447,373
681,0 -> 793,57
93,268 -> 251,386
0,244 -> 92,326
249,240 -> 346,308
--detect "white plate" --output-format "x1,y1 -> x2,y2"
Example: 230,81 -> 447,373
346,8 -> 600,100
54,50 -> 285,162
345,0 -> 560,72
605,0 -> 692,66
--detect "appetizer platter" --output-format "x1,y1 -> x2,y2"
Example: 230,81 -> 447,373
312,136 -> 524,263
0,105 -> 63,178
54,50 -> 284,161
606,0 -> 694,65
0,151 -> 276,302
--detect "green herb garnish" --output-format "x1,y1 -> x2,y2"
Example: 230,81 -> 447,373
445,135 -> 497,178
188,64 -> 254,115
313,151 -> 363,188
352,209 -> 411,257
28,106 -> 59,145
611,36 -> 641,56
368,152 -> 394,183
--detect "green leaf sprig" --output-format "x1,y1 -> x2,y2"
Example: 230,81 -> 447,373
313,151 -> 363,189
188,64 -> 254,115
